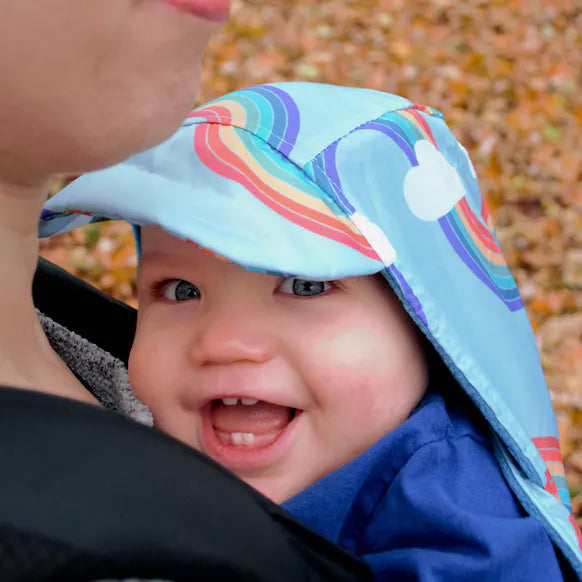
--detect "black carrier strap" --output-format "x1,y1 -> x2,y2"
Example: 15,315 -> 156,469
0,387 -> 371,581
33,257 -> 136,365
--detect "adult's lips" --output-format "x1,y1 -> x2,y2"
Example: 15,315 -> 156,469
161,0 -> 230,22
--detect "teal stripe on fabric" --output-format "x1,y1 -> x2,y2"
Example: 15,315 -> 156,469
236,131 -> 340,209
376,114 -> 420,146
554,475 -> 572,510
237,90 -> 275,142
448,211 -> 518,291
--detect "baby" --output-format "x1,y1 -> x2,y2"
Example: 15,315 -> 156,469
40,83 -> 581,580
131,226 -> 428,503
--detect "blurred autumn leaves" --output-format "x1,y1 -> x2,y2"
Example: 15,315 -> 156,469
40,0 -> 582,506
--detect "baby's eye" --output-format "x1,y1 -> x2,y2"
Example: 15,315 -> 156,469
278,278 -> 333,297
159,279 -> 200,302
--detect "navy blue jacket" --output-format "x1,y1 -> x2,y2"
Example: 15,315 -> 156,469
284,392 -> 563,581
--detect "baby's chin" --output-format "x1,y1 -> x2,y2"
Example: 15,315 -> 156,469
236,472 -> 308,504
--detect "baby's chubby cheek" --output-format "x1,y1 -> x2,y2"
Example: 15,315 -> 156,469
129,335 -> 174,416
129,338 -> 205,449
309,322 -> 408,389
307,321 -> 427,437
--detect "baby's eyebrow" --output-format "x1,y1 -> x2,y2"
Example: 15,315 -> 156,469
138,250 -> 174,265
137,251 -> 201,279
136,251 -> 180,278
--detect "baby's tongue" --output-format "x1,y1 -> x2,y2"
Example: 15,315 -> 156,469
212,401 -> 293,434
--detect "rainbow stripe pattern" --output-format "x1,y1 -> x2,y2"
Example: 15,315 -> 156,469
533,436 -> 571,510
189,99 -> 382,262
190,85 -> 301,157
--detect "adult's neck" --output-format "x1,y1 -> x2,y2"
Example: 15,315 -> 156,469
0,178 -> 98,405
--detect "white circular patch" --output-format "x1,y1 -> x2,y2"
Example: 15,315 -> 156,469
351,211 -> 396,266
404,140 -> 465,221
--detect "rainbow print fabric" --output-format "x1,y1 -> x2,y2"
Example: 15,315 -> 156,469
190,87 -> 522,313
307,107 -> 523,312
189,89 -> 383,263
39,82 -> 581,569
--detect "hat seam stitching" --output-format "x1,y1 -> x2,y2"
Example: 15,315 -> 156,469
296,107 -> 432,268
305,106 -> 436,200
187,115 -> 299,151
189,102 -> 443,159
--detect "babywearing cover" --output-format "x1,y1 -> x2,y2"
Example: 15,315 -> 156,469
39,82 -> 582,575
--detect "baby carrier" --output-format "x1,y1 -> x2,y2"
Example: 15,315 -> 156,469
2,256 -> 370,581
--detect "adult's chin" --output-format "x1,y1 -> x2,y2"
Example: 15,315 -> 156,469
68,111 -> 193,173
69,81 -> 202,173
5,80 -> 200,183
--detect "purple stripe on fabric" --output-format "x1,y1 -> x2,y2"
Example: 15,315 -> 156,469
314,116 -> 419,216
390,265 -> 429,327
245,86 -> 287,151
447,210 -> 523,307
438,216 -> 524,312
359,121 -> 418,166
40,208 -> 57,220
448,209 -> 518,291
321,142 -> 356,213
260,85 -> 300,156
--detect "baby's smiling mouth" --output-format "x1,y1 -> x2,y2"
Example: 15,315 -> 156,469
210,398 -> 298,449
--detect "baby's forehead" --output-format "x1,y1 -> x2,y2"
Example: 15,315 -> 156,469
138,224 -> 337,282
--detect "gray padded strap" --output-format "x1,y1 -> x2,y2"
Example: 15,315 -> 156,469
38,310 -> 152,426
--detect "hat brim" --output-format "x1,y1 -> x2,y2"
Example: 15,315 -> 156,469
41,122 -> 384,280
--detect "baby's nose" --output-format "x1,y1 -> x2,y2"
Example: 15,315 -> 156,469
187,309 -> 274,367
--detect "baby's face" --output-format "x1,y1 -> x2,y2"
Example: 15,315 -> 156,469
130,226 -> 428,502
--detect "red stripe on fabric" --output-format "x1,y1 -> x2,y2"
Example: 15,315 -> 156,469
569,515 -> 582,550
481,198 -> 490,223
544,469 -> 559,497
407,109 -> 438,148
458,197 -> 497,245
411,103 -> 428,112
533,436 -> 561,449
188,105 -> 233,124
457,198 -> 499,252
194,124 -> 381,261
205,124 -> 375,250
539,449 -> 564,462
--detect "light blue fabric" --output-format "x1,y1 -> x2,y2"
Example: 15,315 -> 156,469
39,82 -> 582,575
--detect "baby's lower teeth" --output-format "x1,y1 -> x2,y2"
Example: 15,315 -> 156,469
230,432 -> 255,446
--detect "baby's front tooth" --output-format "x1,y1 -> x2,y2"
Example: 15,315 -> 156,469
230,432 -> 255,446
222,397 -> 239,405
241,398 -> 259,405
241,432 -> 255,445
231,432 -> 243,445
